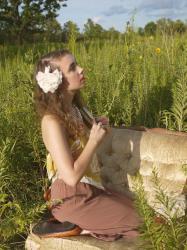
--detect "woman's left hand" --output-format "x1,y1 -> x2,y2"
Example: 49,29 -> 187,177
95,116 -> 109,126
95,116 -> 111,133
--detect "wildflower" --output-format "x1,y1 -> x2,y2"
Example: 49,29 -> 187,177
155,47 -> 161,54
139,55 -> 143,60
149,36 -> 154,40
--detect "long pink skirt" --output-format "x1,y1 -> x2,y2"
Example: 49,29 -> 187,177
50,179 -> 141,242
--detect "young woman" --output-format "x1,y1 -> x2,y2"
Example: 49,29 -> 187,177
33,49 -> 141,241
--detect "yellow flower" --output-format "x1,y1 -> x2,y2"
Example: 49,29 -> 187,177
149,36 -> 154,40
155,47 -> 161,54
139,55 -> 143,60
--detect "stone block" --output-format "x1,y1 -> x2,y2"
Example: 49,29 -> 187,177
97,127 -> 187,217
25,233 -> 141,250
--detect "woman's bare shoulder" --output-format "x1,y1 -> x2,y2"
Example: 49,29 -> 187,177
41,113 -> 60,122
41,114 -> 67,149
41,114 -> 64,128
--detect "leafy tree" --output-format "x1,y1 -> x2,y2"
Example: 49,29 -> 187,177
43,18 -> 63,42
173,20 -> 186,34
0,0 -> 68,44
144,21 -> 157,36
156,18 -> 174,35
0,19 -> 9,43
106,27 -> 120,39
84,18 -> 105,39
138,27 -> 144,36
62,21 -> 80,42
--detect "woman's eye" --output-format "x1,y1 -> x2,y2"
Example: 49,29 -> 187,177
70,64 -> 76,71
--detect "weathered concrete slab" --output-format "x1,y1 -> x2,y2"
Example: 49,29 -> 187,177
25,233 -> 141,250
97,127 -> 187,217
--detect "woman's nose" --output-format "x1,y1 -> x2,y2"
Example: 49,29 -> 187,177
78,65 -> 84,74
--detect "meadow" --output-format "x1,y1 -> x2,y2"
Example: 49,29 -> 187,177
0,32 -> 187,249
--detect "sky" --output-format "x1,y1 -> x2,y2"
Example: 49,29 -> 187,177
57,0 -> 187,32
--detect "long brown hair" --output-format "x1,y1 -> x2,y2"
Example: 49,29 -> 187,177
33,49 -> 93,140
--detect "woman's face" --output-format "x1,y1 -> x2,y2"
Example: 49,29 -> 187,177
58,54 -> 85,91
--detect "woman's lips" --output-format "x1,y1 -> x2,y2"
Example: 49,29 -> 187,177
80,76 -> 86,82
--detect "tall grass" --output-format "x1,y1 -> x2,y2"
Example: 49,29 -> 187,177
0,32 -> 187,249
132,171 -> 187,250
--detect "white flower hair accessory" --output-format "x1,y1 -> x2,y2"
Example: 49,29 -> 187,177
36,66 -> 63,93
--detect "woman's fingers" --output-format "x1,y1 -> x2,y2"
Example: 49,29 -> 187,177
95,116 -> 110,126
92,118 -> 97,124
92,118 -> 109,135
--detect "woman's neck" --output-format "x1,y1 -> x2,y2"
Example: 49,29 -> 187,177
63,90 -> 76,112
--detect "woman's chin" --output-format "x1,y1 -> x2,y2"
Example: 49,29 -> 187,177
80,81 -> 86,88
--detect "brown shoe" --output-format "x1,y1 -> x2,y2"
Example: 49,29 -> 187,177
31,218 -> 82,238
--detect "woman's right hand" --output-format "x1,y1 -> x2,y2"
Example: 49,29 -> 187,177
89,119 -> 107,146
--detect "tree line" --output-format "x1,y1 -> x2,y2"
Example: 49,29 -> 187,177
0,0 -> 187,44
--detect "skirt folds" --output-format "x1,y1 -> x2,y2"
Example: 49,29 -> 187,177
50,178 -> 141,241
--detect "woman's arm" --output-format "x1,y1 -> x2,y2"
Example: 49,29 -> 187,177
41,115 -> 106,187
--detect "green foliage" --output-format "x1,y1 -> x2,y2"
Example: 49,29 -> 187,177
63,21 -> 80,44
161,58 -> 187,131
0,0 -> 68,44
84,19 -> 105,40
144,22 -> 157,36
0,52 -> 48,248
156,18 -> 186,35
43,19 -> 63,42
132,171 -> 187,250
